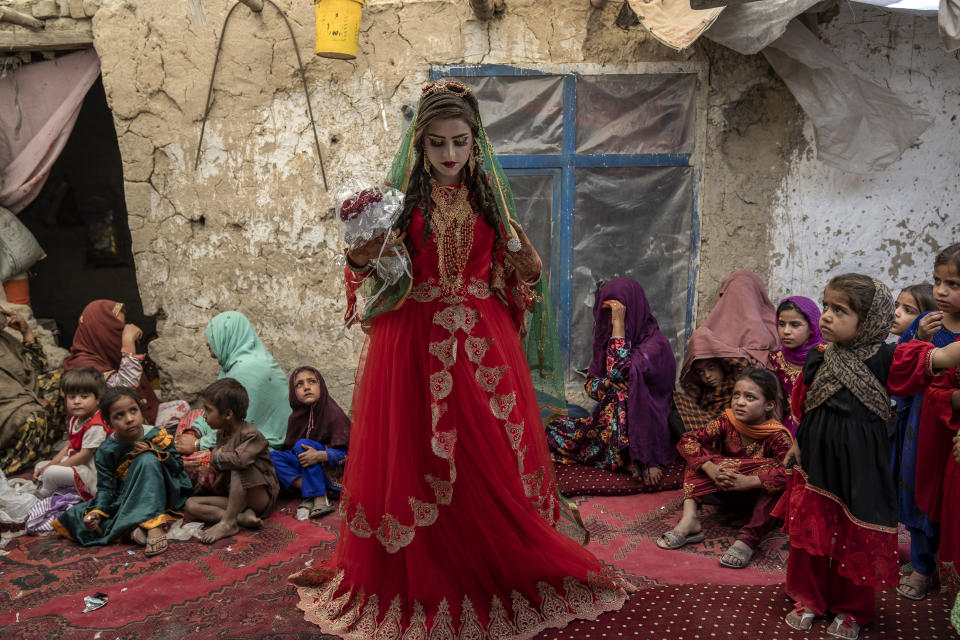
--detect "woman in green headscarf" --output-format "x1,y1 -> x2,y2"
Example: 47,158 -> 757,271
173,311 -> 291,492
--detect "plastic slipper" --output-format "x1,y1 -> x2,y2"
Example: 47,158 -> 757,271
826,614 -> 860,639
145,534 -> 167,557
656,529 -> 705,550
896,571 -> 936,601
719,542 -> 754,569
784,602 -> 816,631
310,503 -> 337,518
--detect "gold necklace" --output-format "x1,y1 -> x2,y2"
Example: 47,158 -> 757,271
430,183 -> 476,294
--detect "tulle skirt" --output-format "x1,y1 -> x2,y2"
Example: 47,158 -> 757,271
291,289 -> 630,639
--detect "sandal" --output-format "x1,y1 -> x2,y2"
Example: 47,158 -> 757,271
896,571 -> 936,601
784,601 -> 816,631
310,502 -> 337,518
144,533 -> 167,556
825,614 -> 860,639
718,542 -> 754,569
656,529 -> 705,550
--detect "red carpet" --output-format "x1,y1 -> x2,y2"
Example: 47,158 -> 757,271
0,494 -> 954,639
555,460 -> 684,497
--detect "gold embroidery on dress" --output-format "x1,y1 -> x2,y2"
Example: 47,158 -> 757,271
430,183 -> 477,295
375,515 -> 415,554
294,570 -> 630,640
430,598 -> 456,640
474,365 -> 506,392
511,590 -> 544,633
429,337 -> 458,368
489,393 -> 516,420
465,337 -> 490,364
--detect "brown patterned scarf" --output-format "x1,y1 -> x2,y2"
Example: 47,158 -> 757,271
804,278 -> 894,419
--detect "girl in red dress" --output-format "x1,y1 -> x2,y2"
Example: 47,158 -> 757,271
289,80 -> 631,639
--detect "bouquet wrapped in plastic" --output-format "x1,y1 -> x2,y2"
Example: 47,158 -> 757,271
338,183 -> 411,328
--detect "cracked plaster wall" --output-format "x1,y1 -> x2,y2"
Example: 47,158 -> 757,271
17,0 -> 799,405
18,1 -> 944,407
767,8 -> 960,304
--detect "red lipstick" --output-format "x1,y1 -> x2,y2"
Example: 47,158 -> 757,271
442,162 -> 457,168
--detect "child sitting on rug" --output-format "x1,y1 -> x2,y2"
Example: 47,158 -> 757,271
184,378 -> 280,543
33,368 -> 110,499
658,368 -> 792,569
269,366 -> 349,518
52,387 -> 193,556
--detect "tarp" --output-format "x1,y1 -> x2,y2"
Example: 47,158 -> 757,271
703,0 -> 822,54
0,49 -> 100,214
941,0 -> 960,50
762,20 -> 933,173
626,0 -> 723,50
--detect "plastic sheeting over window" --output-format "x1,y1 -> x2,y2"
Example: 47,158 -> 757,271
576,74 -> 697,155
449,75 -> 564,155
508,173 -> 556,289
571,167 -> 693,375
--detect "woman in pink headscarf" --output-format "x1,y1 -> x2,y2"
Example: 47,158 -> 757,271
669,271 -> 780,438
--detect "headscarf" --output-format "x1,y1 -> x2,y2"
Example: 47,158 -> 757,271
679,271 -> 779,394
778,296 -> 823,365
724,408 -> 792,442
190,311 -> 292,449
285,365 -> 350,451
805,278 -> 894,419
589,278 -> 677,468
62,299 -> 159,423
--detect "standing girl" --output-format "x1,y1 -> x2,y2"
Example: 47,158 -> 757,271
767,296 -> 823,436
889,252 -> 957,600
891,283 -> 936,337
778,274 -> 899,639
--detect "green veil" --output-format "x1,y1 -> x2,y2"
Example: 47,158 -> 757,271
373,104 -> 567,419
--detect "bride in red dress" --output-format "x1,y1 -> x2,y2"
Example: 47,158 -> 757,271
289,81 -> 631,638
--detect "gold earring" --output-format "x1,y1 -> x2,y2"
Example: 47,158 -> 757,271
468,153 -> 476,174
423,154 -> 431,174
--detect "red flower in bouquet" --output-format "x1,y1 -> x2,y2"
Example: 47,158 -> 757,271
339,187 -> 384,222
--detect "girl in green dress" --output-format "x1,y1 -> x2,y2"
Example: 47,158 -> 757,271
52,387 -> 193,556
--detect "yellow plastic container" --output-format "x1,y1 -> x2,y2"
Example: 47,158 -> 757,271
315,0 -> 364,60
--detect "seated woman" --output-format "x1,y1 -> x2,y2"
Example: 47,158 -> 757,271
270,366 -> 350,517
545,279 -> 676,485
670,270 -> 779,437
52,386 -> 193,556
767,296 -> 823,436
0,308 -> 63,475
62,300 -> 161,425
174,311 -> 291,493
658,368 -> 792,569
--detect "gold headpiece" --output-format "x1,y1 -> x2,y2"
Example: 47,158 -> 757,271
420,80 -> 472,99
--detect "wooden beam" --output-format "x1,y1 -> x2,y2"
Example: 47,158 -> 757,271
238,0 -> 264,12
0,7 -> 43,30
470,0 -> 504,21
0,30 -> 94,53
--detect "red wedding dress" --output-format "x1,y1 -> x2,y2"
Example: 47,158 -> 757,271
291,185 -> 630,639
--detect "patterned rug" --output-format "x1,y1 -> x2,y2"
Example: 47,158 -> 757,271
0,498 -> 336,639
537,583 -> 955,640
0,493 -> 951,639
555,460 -> 684,497
579,492 -> 791,578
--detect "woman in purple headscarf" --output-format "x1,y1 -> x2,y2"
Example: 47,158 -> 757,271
767,296 -> 823,436
545,278 -> 677,485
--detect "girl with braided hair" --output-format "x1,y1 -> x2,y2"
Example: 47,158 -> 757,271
291,80 -> 630,639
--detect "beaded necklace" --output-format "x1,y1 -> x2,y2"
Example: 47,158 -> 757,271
430,182 -> 477,294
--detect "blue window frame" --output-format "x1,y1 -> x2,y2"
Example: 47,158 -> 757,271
431,65 -> 699,377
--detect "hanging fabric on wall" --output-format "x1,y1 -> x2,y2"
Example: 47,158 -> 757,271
0,49 -> 100,214
626,0 -> 723,50
942,0 -> 960,50
762,20 -> 933,173
703,0 -> 822,54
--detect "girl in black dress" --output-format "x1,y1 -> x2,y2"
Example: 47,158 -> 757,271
777,274 -> 898,640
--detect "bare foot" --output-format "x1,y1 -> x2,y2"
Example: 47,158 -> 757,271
630,462 -> 643,480
199,519 -> 239,543
238,508 -> 263,530
644,465 -> 662,486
